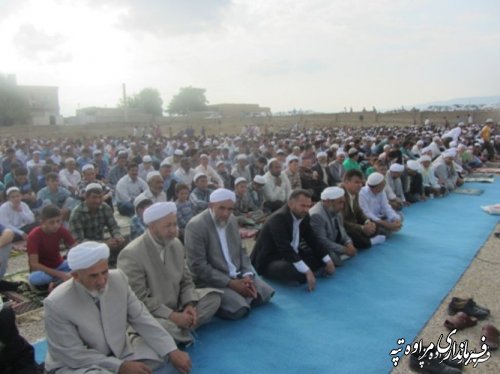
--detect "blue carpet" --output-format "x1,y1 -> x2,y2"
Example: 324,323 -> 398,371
34,180 -> 500,373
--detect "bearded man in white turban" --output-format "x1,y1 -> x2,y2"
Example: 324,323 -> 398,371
118,202 -> 222,346
184,189 -> 275,320
44,241 -> 191,374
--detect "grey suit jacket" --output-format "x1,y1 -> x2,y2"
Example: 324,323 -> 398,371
184,209 -> 253,288
309,202 -> 352,261
44,269 -> 176,373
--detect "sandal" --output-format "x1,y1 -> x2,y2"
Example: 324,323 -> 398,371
482,324 -> 499,350
444,311 -> 477,330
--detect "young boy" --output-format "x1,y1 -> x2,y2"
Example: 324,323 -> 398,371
175,183 -> 194,242
27,205 -> 75,290
130,195 -> 153,240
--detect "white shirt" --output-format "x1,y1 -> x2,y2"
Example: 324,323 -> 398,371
209,210 -> 239,278
359,186 -> 400,223
263,171 -> 291,203
195,164 -> 223,188
174,168 -> 196,188
59,169 -> 81,190
0,201 -> 35,236
115,175 -> 148,203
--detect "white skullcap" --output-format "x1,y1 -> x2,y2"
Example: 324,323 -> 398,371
68,241 -> 110,271
236,154 -> 247,161
146,171 -> 162,182
442,149 -> 456,158
253,175 -> 266,185
33,150 -> 41,155
457,144 -> 467,151
210,188 -> 236,203
85,183 -> 103,192
174,149 -> 184,156
82,164 -> 94,172
6,186 -> 20,196
421,147 -> 432,154
317,151 -> 327,158
65,157 -> 76,163
194,172 -> 207,182
449,141 -> 457,148
134,194 -> 152,208
276,149 -> 285,155
321,187 -> 345,200
406,160 -> 420,171
287,155 -> 299,164
160,158 -> 172,167
416,140 -> 424,146
267,157 -> 279,168
419,155 -> 431,163
234,177 -> 248,186
336,150 -> 346,157
348,148 -> 358,156
142,155 -> 152,163
485,118 -> 494,123
433,136 -> 441,142
367,172 -> 385,186
143,202 -> 177,225
200,153 -> 209,159
330,144 -> 339,150
216,160 -> 225,167
458,122 -> 465,127
383,145 -> 391,150
389,163 -> 404,173
93,149 -> 102,156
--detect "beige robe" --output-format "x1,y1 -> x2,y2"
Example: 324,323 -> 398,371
117,230 -> 221,343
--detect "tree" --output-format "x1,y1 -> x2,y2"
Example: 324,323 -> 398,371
167,86 -> 208,115
120,88 -> 163,117
0,75 -> 30,126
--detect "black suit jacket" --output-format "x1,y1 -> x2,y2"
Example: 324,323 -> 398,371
251,205 -> 330,274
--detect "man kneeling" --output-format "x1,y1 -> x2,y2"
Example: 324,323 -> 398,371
118,202 -> 222,346
44,241 -> 191,374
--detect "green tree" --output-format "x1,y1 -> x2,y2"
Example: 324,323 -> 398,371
167,86 -> 208,114
120,88 -> 163,117
0,75 -> 30,126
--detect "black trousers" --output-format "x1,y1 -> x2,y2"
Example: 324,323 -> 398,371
262,250 -> 325,284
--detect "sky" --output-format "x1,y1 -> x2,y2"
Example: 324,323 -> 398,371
1,0 -> 500,116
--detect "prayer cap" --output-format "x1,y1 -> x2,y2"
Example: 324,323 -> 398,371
416,140 -> 424,146
486,118 -> 494,124
174,149 -> 184,156
33,150 -> 41,155
143,202 -> 177,225
146,171 -> 162,182
287,155 -> 299,164
82,164 -> 94,172
93,149 -> 102,156
216,160 -> 225,167
317,151 -> 327,158
236,154 -> 247,161
389,163 -> 404,173
253,175 -> 266,185
65,157 -> 76,163
348,148 -> 358,156
321,187 -> 345,200
336,150 -> 346,157
160,158 -> 172,167
210,188 -> 236,203
442,149 -> 456,158
68,241 -> 109,271
200,153 -> 209,159
194,172 -> 207,182
118,150 -> 128,158
367,172 -> 385,186
234,177 -> 248,186
276,149 -> 285,155
449,141 -> 457,148
85,183 -> 103,192
6,187 -> 20,196
267,157 -> 279,168
142,155 -> 153,163
419,155 -> 431,163
134,194 -> 152,209
406,160 -> 420,171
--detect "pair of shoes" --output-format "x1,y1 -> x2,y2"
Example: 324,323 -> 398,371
409,351 -> 462,373
444,311 -> 477,330
482,324 -> 499,350
0,280 -> 21,292
448,297 -> 490,320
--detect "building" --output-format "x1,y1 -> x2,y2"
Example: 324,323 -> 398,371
17,85 -> 63,125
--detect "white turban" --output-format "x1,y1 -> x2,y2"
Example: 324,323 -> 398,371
406,160 -> 420,171
142,155 -> 153,163
160,158 -> 172,167
174,149 -> 184,156
236,154 -> 247,161
82,164 -> 94,172
317,151 -> 327,159
321,187 -> 345,200
68,242 -> 110,271
6,186 -> 20,196
367,172 -> 385,186
253,175 -> 266,185
146,171 -> 162,182
234,177 -> 247,186
287,155 -> 299,164
389,163 -> 404,173
134,194 -> 152,208
442,149 -> 456,159
210,188 -> 236,203
143,202 -> 177,225
419,155 -> 431,163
